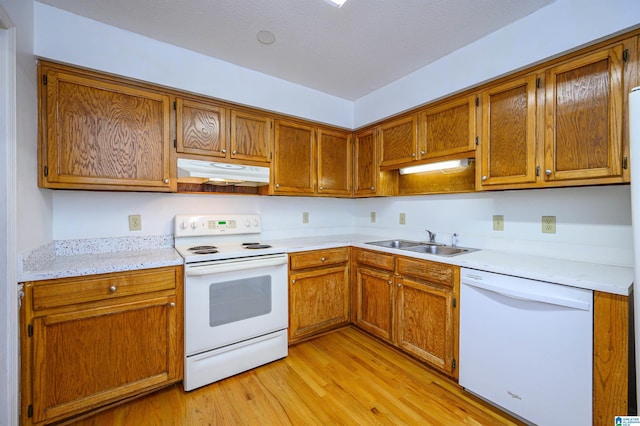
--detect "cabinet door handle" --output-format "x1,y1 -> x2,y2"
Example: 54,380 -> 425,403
481,175 -> 487,181
221,149 -> 227,154
169,302 -> 175,307
292,279 -> 296,284
411,153 -> 416,157
397,283 -> 402,287
276,183 -> 280,188
232,150 -> 237,155
109,286 -> 117,292
420,150 -> 425,155
163,178 -> 169,184
545,169 -> 552,176
387,280 -> 392,285
319,186 -> 324,191
370,186 -> 375,191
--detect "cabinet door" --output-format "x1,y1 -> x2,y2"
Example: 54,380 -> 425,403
273,120 -> 316,194
230,109 -> 273,163
317,128 -> 352,197
479,74 -> 538,187
41,68 -> 171,191
544,43 -> 626,182
396,277 -> 455,377
419,95 -> 476,159
30,295 -> 179,424
355,267 -> 394,342
353,129 -> 378,197
289,265 -> 350,342
176,98 -> 227,158
379,115 -> 418,167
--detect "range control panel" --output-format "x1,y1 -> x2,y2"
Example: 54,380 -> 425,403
174,214 -> 262,237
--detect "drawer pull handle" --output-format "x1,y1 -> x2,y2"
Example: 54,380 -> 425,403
109,286 -> 117,292
321,257 -> 326,262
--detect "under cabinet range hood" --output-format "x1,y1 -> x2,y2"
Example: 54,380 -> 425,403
177,158 -> 270,187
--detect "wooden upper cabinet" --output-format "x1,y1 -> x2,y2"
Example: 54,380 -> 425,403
230,109 -> 273,163
317,128 -> 352,196
354,129 -> 378,197
273,120 -> 316,194
419,95 -> 476,159
176,98 -> 227,157
479,74 -> 538,187
39,64 -> 172,191
379,115 -> 418,168
544,42 -> 627,183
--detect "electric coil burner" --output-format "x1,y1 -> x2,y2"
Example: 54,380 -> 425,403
174,214 -> 288,392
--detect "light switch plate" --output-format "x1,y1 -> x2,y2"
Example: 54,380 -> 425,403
399,213 -> 406,225
370,212 -> 376,223
128,214 -> 142,231
493,215 -> 504,231
302,212 -> 309,224
542,216 -> 556,234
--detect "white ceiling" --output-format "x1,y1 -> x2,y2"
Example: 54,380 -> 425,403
38,0 -> 555,101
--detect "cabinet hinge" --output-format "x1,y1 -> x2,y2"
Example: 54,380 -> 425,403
28,404 -> 33,418
475,136 -> 479,146
28,324 -> 33,337
536,165 -> 540,177
475,97 -> 479,107
623,156 -> 628,170
453,297 -> 457,308
452,358 -> 457,369
42,75 -> 47,85
173,101 -> 177,110
270,152 -> 273,160
43,165 -> 48,177
623,49 -> 630,63
173,139 -> 177,149
536,77 -> 541,88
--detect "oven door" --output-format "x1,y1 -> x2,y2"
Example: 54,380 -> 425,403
184,254 -> 288,356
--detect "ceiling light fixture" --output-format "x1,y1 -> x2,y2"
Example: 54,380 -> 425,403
324,0 -> 348,7
399,159 -> 470,175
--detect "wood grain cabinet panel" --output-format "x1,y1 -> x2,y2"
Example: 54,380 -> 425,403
39,63 -> 172,192
419,95 -> 476,159
479,74 -> 538,187
396,276 -> 455,376
289,248 -> 350,343
379,115 -> 418,167
273,120 -> 316,194
544,43 -> 626,183
317,128 -> 352,196
230,109 -> 273,163
353,129 -> 378,197
176,98 -> 227,158
355,266 -> 394,342
21,266 -> 183,426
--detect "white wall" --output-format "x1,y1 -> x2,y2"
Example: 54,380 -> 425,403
33,2 -> 353,129
355,0 -> 640,127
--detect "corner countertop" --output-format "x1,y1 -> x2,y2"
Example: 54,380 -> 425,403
20,234 -> 633,296
273,234 -> 633,296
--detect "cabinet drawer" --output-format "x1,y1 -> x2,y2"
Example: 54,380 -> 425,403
396,256 -> 455,287
355,249 -> 395,271
290,247 -> 349,270
32,268 -> 177,310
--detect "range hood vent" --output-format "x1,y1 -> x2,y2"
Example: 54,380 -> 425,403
177,158 -> 270,187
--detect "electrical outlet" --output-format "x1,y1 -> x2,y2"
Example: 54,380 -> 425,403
370,211 -> 376,223
128,214 -> 142,231
302,212 -> 309,224
493,215 -> 504,231
399,213 -> 406,225
542,216 -> 556,234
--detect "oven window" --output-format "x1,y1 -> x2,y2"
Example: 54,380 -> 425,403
209,275 -> 272,327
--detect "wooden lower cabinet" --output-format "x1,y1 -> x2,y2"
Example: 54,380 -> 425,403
20,266 -> 183,425
353,249 -> 459,378
288,248 -> 350,343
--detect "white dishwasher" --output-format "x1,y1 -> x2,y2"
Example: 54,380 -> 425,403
459,268 -> 593,426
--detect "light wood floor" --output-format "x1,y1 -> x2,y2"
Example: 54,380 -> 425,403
69,327 -> 522,425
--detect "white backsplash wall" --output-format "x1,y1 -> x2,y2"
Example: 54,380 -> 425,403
51,191 -> 356,242
354,185 -> 633,267
52,185 -> 633,267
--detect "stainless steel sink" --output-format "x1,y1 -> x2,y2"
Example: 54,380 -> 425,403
403,245 -> 476,257
365,239 -> 477,257
366,239 -> 424,249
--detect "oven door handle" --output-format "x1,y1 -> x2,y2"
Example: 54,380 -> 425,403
185,254 -> 287,276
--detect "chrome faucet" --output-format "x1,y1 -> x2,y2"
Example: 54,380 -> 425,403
426,229 -> 436,243
451,233 -> 458,248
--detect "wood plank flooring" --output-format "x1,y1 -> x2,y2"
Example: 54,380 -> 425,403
68,327 -> 522,425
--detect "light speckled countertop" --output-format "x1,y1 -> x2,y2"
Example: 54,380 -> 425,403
20,234 -> 633,296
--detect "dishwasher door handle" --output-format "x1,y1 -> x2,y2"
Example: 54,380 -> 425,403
462,278 -> 591,311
